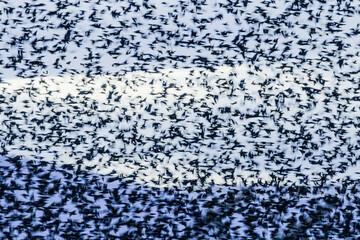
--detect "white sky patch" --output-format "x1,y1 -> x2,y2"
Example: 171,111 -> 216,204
1,63 -> 360,187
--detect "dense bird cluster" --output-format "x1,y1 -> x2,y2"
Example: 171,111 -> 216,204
1,0 -> 360,238
1,155 -> 360,239
0,0 -> 358,78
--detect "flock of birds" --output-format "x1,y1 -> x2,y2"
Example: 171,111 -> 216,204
0,0 -> 358,78
1,155 -> 360,239
1,0 -> 360,238
2,64 -> 360,189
